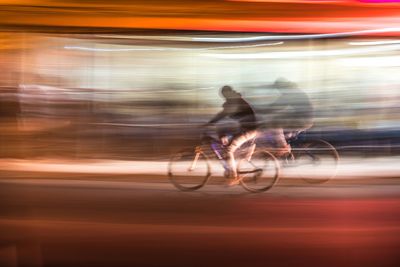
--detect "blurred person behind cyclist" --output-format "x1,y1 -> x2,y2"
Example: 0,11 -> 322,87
259,78 -> 314,156
205,85 -> 258,185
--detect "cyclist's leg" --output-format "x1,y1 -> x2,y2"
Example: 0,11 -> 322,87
284,121 -> 313,142
287,118 -> 313,138
268,128 -> 291,157
226,130 -> 258,179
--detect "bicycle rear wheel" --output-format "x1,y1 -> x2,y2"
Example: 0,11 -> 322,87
294,139 -> 339,184
238,151 -> 280,193
168,148 -> 211,191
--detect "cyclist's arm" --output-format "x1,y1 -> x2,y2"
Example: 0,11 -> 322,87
208,102 -> 231,124
208,110 -> 227,124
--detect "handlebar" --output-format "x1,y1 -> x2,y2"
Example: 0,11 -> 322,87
199,124 -> 221,144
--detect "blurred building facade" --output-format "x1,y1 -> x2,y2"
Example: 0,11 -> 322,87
0,32 -> 399,159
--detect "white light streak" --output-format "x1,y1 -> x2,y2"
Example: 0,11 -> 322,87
204,44 -> 400,59
204,42 -> 284,49
64,42 -> 283,52
64,46 -> 169,52
192,28 -> 400,42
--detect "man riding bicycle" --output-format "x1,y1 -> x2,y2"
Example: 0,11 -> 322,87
205,85 -> 259,185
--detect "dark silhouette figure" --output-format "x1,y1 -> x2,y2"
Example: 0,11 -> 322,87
207,85 -> 258,184
260,78 -> 314,154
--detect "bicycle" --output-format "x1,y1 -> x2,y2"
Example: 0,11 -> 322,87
277,131 -> 340,184
168,130 -> 280,193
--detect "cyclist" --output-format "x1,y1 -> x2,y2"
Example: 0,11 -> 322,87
205,85 -> 258,185
260,78 -> 314,155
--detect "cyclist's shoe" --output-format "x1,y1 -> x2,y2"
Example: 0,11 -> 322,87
227,177 -> 241,186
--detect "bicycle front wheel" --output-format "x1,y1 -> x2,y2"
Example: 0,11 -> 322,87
168,149 -> 211,191
238,151 -> 280,193
294,139 -> 339,184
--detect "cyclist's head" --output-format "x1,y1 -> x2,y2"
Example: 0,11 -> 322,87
220,85 -> 239,99
273,78 -> 296,90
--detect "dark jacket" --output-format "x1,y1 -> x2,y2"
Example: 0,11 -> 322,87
209,95 -> 257,131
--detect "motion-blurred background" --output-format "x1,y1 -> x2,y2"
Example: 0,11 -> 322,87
1,31 -> 400,159
1,1 -> 400,160
1,2 -> 400,267
2,0 -> 400,159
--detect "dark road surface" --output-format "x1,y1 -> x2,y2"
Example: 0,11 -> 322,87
1,177 -> 400,267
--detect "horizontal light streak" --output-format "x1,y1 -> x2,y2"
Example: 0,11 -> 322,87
192,28 -> 400,42
204,43 -> 400,59
64,42 -> 283,52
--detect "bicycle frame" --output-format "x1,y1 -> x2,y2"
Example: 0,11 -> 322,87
189,146 -> 202,171
201,133 -> 258,175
